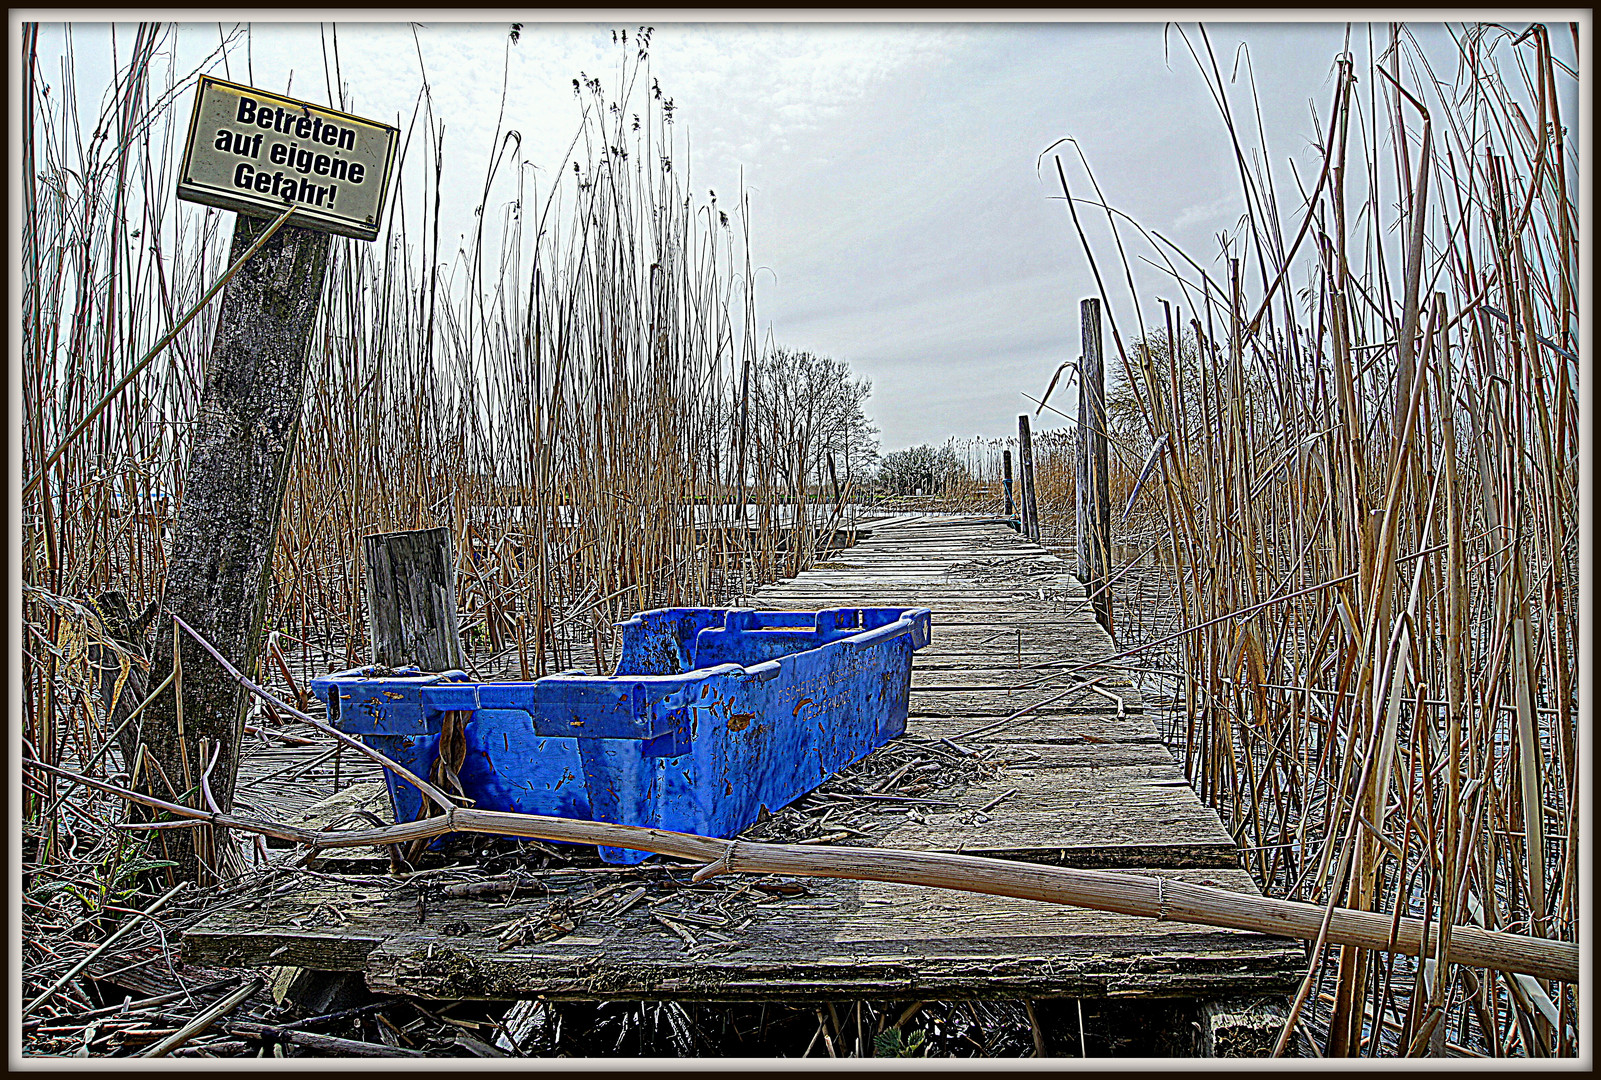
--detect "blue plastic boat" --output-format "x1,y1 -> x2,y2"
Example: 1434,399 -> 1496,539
310,606 -> 932,863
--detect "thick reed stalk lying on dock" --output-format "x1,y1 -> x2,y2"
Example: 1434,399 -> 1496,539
28,758 -> 1576,987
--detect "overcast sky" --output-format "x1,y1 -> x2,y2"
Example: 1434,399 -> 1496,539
23,13 -> 1581,451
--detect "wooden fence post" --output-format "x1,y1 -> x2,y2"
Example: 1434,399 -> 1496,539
1077,361 -> 1090,575
1002,448 -> 1016,523
139,216 -> 332,879
1079,298 -> 1112,634
1016,437 -> 1027,532
1017,415 -> 1040,543
363,526 -> 465,672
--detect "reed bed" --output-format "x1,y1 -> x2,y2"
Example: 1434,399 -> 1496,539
1047,23 -> 1579,1058
19,21 -> 858,1026
879,22 -> 1579,1060
274,31 -> 837,681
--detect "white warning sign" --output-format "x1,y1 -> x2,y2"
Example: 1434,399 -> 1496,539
177,76 -> 398,241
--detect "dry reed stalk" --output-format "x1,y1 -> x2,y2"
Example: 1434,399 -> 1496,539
1043,21 -> 1581,1057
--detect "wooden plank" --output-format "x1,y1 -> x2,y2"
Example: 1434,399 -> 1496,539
868,777 -> 1239,867
811,552 -> 1063,564
909,662 -> 1141,684
762,585 -> 1081,595
775,559 -> 1073,573
797,552 -> 1066,562
908,690 -> 1144,718
760,608 -> 1106,627
913,715 -> 1166,746
979,739 -> 1179,771
755,594 -> 1089,608
759,573 -> 1075,583
759,580 -> 1074,590
910,668 -> 1139,691
763,570 -> 1077,582
233,739 -> 387,824
912,626 -> 1118,647
184,869 -> 1301,1000
752,601 -> 1083,612
914,618 -> 1114,631
780,568 -> 1057,580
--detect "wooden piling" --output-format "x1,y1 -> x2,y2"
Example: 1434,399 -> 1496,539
1002,448 -> 1015,522
1017,415 -> 1040,543
1078,298 -> 1111,634
1196,997 -> 1296,1057
1076,365 -> 1089,573
362,526 -> 465,672
139,215 -> 332,877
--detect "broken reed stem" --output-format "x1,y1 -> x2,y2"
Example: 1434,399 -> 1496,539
27,757 -> 1575,986
167,613 -> 460,813
139,974 -> 265,1058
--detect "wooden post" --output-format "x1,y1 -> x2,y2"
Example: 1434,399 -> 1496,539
1016,420 -> 1030,534
1196,997 -> 1298,1057
363,526 -> 465,671
1076,365 -> 1089,574
1017,415 -> 1040,543
1080,298 -> 1112,634
139,215 -> 332,877
1002,448 -> 1016,523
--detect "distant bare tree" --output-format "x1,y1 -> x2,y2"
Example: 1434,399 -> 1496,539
875,444 -> 964,496
749,347 -> 876,500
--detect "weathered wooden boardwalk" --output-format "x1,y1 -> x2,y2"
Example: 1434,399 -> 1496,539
186,516 -> 1302,1005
